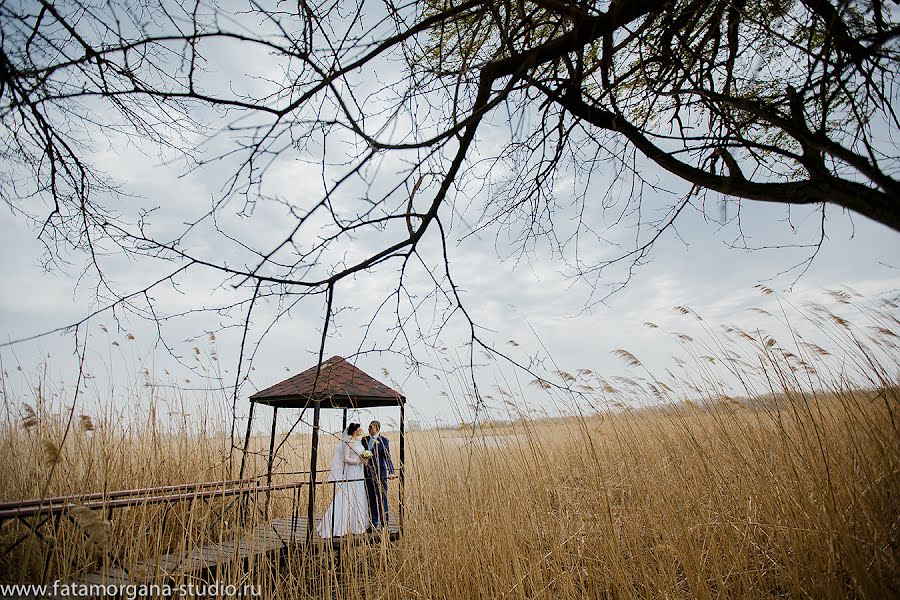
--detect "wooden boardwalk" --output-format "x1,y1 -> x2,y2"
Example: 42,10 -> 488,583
72,515 -> 400,587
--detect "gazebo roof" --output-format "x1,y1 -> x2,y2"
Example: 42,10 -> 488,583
249,355 -> 405,409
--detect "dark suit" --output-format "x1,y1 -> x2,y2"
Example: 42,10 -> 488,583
362,434 -> 394,527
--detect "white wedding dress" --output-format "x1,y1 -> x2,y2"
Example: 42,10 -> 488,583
317,436 -> 369,538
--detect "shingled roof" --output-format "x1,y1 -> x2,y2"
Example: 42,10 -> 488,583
249,355 -> 405,409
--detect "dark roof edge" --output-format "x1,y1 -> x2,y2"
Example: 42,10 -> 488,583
249,392 -> 406,404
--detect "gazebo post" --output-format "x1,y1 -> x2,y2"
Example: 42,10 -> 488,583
306,401 -> 322,543
342,408 -> 347,430
264,406 -> 278,516
399,400 -> 405,534
238,400 -> 256,480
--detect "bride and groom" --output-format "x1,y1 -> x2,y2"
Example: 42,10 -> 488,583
317,420 -> 397,538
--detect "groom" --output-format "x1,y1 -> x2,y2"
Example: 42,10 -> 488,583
362,420 -> 396,529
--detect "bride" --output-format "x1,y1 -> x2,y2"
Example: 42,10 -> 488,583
317,422 -> 370,538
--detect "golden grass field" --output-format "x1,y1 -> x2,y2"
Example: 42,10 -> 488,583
0,291 -> 898,598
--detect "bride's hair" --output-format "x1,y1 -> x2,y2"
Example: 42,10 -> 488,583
345,423 -> 361,436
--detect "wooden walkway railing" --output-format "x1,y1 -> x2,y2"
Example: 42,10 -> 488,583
0,478 -> 261,513
0,471 -> 402,588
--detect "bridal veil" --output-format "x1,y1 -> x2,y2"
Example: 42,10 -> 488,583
326,429 -> 351,482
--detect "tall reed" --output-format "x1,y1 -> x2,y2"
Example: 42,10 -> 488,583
0,289 -> 896,598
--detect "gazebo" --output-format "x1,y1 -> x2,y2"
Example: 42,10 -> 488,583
238,355 -> 406,540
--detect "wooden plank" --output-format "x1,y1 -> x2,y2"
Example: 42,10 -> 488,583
193,543 -> 240,562
248,527 -> 285,542
137,553 -> 182,573
269,521 -> 309,539
167,543 -> 240,573
250,537 -> 286,551
216,539 -> 257,559
228,534 -> 275,549
243,531 -> 285,551
272,530 -> 307,544
270,516 -> 310,529
269,518 -> 308,530
169,555 -> 214,573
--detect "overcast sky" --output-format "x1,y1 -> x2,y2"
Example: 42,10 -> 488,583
1,1 -> 898,437
2,154 -> 896,433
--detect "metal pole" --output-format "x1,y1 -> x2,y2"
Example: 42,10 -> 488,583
306,401 -> 321,545
342,407 -> 347,430
264,406 -> 278,517
238,401 -> 256,480
399,399 -> 405,534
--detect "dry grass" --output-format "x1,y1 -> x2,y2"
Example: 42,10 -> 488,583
0,290 -> 898,598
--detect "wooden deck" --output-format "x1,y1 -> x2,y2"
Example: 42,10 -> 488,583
71,515 -> 400,587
